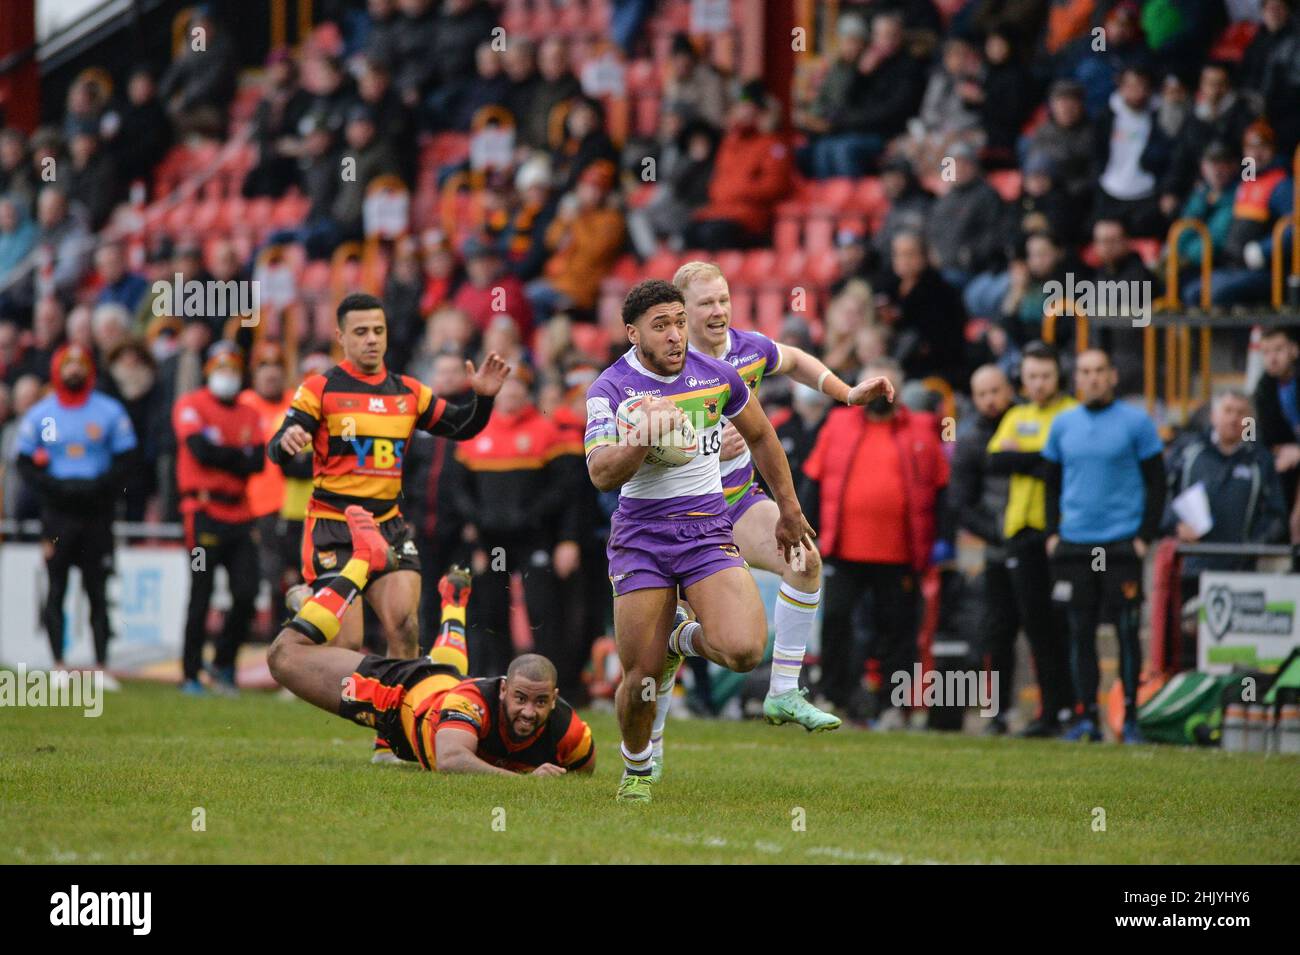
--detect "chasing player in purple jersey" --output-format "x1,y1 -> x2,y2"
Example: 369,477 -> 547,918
584,279 -> 814,802
640,262 -> 893,769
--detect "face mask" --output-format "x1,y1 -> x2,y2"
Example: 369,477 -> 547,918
151,337 -> 180,363
867,395 -> 893,416
209,370 -> 241,401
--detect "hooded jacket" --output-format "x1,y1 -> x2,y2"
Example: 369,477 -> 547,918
803,404 -> 949,571
14,344 -> 136,514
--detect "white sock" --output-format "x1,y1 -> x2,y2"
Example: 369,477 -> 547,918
621,741 -> 654,777
650,676 -> 676,755
668,620 -> 701,657
770,583 -> 820,695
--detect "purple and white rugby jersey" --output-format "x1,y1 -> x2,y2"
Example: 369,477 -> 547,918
689,328 -> 783,505
584,346 -> 750,520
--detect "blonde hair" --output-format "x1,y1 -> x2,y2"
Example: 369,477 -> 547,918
672,260 -> 725,293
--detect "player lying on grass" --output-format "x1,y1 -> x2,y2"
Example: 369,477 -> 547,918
585,279 -> 815,802
267,506 -> 594,776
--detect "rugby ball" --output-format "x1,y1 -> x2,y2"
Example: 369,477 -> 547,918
616,396 -> 698,467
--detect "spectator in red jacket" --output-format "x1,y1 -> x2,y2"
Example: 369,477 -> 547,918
685,81 -> 793,250
802,357 -> 950,722
452,235 -> 534,339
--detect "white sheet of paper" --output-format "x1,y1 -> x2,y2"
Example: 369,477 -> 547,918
1172,481 -> 1213,537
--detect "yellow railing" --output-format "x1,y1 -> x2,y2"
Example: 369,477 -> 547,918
1041,301 -> 1089,350
1159,218 -> 1214,422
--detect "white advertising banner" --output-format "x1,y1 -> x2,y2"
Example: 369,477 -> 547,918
0,544 -> 191,669
1198,571 -> 1300,674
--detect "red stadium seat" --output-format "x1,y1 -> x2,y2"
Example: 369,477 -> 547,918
214,197 -> 246,231
756,289 -> 786,339
728,284 -> 754,330
627,181 -> 658,209
740,249 -> 778,285
558,0 -> 588,32
775,176 -> 815,216
1132,239 -> 1161,268
572,322 -> 610,359
597,289 -> 624,327
501,0 -> 529,33
192,198 -> 221,232
810,177 -> 856,212
645,249 -> 682,281
776,249 -> 808,285
424,133 -> 470,169
852,177 -> 887,218
635,95 -> 661,138
988,170 -> 1022,201
243,197 -> 274,228
300,261 -> 332,294
611,254 -> 641,283
626,59 -> 659,94
164,198 -> 197,234
271,193 -> 309,228
774,215 -> 801,254
807,248 -> 841,285
802,215 -> 834,256
713,249 -> 746,280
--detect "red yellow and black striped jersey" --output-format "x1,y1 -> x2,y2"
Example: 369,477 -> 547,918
268,360 -> 492,521
433,676 -> 594,773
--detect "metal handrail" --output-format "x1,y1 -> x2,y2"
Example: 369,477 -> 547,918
1161,218 -> 1214,424
0,520 -> 183,540
1271,215 -> 1294,308
1040,301 -> 1089,350
1174,542 -> 1297,557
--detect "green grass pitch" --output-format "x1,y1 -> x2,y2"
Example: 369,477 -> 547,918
3,682 -> 1297,864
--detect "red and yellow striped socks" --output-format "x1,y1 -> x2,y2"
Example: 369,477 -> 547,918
287,557 -> 371,644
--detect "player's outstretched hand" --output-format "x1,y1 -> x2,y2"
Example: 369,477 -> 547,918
531,763 -> 567,777
279,424 -> 312,456
467,352 -> 511,397
845,375 -> 895,407
775,510 -> 816,565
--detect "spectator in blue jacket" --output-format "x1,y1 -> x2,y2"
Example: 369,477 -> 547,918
1043,348 -> 1165,743
93,243 -> 148,314
1182,120 -> 1294,307
15,343 -> 136,683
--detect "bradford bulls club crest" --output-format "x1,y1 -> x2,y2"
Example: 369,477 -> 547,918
703,397 -> 719,420
1205,586 -> 1233,641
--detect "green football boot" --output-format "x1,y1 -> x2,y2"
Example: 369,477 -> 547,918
763,687 -> 842,732
616,772 -> 653,803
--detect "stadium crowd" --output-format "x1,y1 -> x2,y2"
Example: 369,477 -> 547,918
1,0 -> 1299,732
